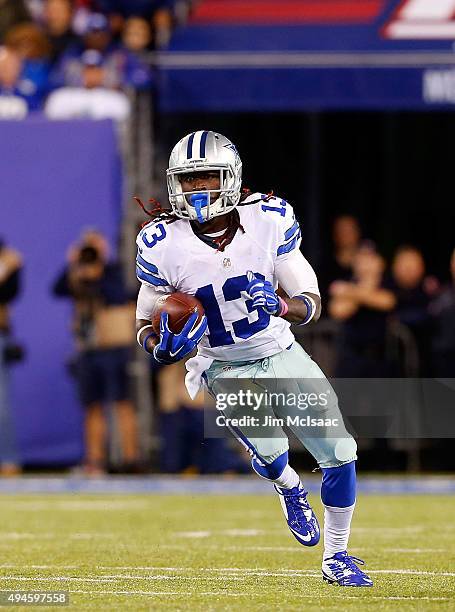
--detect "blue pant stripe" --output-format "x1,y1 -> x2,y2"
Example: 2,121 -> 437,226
226,422 -> 268,465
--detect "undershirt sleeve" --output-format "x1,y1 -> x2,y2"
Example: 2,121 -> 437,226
136,283 -> 172,320
275,249 -> 320,298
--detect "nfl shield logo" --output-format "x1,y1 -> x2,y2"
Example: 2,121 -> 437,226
223,258 -> 231,268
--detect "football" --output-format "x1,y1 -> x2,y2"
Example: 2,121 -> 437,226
152,292 -> 205,335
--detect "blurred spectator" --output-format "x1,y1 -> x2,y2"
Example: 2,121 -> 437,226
0,0 -> 31,43
4,21 -> 51,59
3,23 -> 51,111
0,47 -> 29,118
53,230 -> 139,475
388,246 -> 434,375
429,248 -> 455,377
329,245 -> 396,377
42,0 -> 79,65
157,360 -> 249,474
116,16 -> 153,90
45,49 -> 131,119
0,239 -> 23,476
320,215 -> 362,304
83,12 -> 115,53
52,13 -> 120,87
122,16 -> 152,53
96,1 -> 173,48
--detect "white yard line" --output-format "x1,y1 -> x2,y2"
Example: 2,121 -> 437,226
66,590 -> 451,601
373,548 -> 446,554
0,532 -> 114,540
2,569 -> 455,579
0,501 -> 151,511
176,531 -> 211,538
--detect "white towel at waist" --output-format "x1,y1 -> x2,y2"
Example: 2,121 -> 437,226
185,354 -> 214,400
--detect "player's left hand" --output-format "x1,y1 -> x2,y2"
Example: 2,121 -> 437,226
153,311 -> 208,364
246,271 -> 284,316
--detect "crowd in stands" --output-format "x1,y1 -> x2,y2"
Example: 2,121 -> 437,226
319,215 -> 455,379
0,0 -> 192,119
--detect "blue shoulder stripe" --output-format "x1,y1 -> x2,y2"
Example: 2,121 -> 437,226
277,230 -> 301,256
284,220 -> 300,241
136,266 -> 169,287
136,253 -> 159,274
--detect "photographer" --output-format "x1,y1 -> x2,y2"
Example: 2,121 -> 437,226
53,229 -> 139,475
0,238 -> 22,475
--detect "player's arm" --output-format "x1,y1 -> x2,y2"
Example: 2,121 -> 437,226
275,250 -> 321,324
277,287 -> 321,325
136,284 -> 166,353
249,198 -> 321,325
342,283 -> 395,311
328,280 -> 395,320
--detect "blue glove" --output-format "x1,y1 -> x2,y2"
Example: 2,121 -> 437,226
153,311 -> 208,365
246,271 -> 284,316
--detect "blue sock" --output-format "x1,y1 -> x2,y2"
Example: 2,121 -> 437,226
321,461 -> 356,508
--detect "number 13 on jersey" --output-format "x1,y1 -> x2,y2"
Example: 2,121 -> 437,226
195,273 -> 270,348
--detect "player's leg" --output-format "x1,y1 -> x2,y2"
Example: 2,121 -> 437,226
76,351 -> 107,474
0,333 -> 21,474
106,348 -> 139,466
85,402 -> 107,472
270,342 -> 373,586
205,359 -> 320,546
114,400 -> 139,465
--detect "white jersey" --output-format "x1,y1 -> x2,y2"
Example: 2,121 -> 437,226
135,193 -> 316,363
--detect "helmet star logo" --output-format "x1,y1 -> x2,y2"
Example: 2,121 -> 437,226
223,143 -> 238,153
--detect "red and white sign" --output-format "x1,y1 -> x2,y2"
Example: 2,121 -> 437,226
385,0 -> 455,39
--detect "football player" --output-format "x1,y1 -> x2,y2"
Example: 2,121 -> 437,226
135,131 -> 372,587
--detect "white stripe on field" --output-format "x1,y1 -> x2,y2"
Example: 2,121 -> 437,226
177,531 -> 211,538
0,532 -> 114,540
0,500 -> 151,511
177,529 -> 265,538
66,590 -> 451,601
2,569 -> 455,579
0,575 -> 247,582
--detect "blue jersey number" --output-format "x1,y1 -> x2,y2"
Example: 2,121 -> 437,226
261,199 -> 286,217
140,223 -> 166,249
195,274 -> 270,348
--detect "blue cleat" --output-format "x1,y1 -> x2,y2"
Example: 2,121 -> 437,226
322,551 -> 373,587
274,483 -> 320,546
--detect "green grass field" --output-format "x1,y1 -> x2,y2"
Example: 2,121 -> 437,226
0,492 -> 454,610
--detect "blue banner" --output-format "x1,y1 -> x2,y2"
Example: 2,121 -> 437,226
158,0 -> 455,111
0,118 -> 122,465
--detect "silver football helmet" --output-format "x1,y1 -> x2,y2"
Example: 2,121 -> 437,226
167,130 -> 242,223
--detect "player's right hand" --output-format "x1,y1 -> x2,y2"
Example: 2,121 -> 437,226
153,311 -> 208,365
